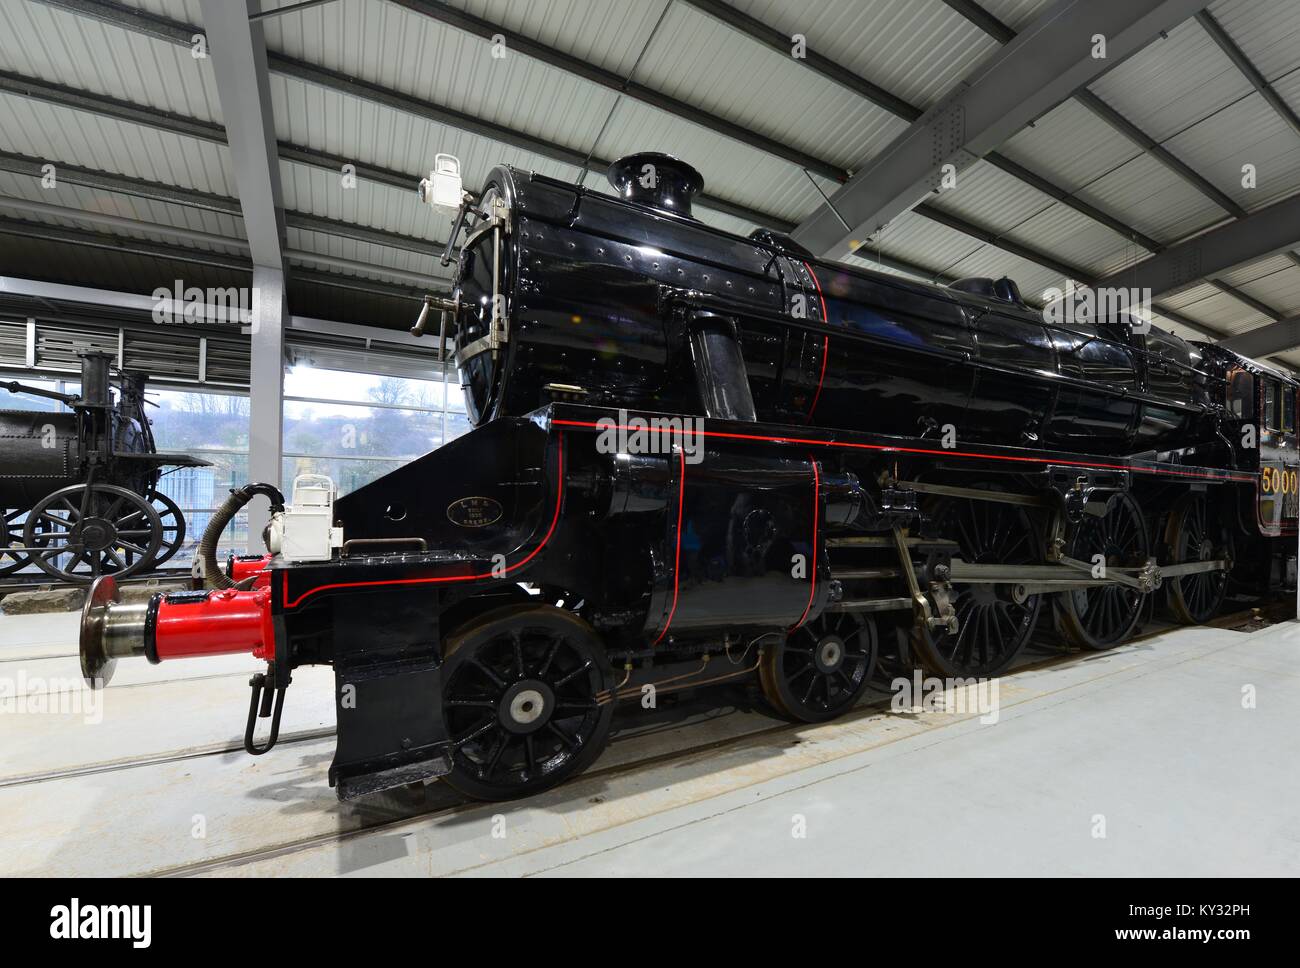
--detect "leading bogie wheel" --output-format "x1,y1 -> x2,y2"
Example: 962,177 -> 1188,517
1055,491 -> 1149,650
23,484 -> 163,583
760,611 -> 878,723
440,603 -> 615,801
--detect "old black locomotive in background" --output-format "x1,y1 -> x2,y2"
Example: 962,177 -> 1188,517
2,352 -> 204,582
80,151 -> 1297,802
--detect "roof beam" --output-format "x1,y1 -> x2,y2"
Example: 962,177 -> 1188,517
1196,10 -> 1300,139
790,0 -> 1210,260
0,215 -> 252,272
908,205 -> 1221,338
0,197 -> 444,289
200,0 -> 285,268
1073,90 -> 1246,218
0,149 -> 440,255
1218,316 -> 1300,358
1095,191 -> 1300,298
941,0 -> 1017,43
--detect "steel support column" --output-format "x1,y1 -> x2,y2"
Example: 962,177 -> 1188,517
247,265 -> 286,550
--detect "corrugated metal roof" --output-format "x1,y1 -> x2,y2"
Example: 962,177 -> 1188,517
1207,0 -> 1300,83
1155,287 -> 1272,335
1165,92 -> 1300,213
998,98 -> 1142,193
279,158 -> 437,242
714,0 -> 994,114
1,0 -> 1297,356
1075,152 -> 1227,245
1221,260 -> 1300,315
1087,19 -> 1253,145
0,169 -> 244,243
1001,202 -> 1134,278
925,160 -> 1055,236
630,1 -> 905,172
286,226 -> 433,281
265,2 -> 619,154
439,0 -> 668,78
0,92 -> 237,197
0,0 -> 223,123
862,209 -> 984,278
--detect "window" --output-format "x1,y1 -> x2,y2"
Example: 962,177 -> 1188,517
281,364 -> 469,496
1227,370 -> 1254,419
147,388 -> 251,568
1264,379 -> 1282,431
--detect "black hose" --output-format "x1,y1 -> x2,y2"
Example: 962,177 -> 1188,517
200,483 -> 286,589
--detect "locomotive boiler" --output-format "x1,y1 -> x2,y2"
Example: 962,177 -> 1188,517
78,152 -> 1297,804
1,352 -> 206,581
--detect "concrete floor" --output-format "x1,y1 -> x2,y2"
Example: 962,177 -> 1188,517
1,609 -> 1296,877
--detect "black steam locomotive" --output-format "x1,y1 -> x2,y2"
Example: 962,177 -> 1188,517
1,352 -> 205,582
80,153 -> 1297,803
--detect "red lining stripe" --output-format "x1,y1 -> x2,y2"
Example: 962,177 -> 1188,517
803,262 -> 830,421
790,459 -> 820,631
653,447 -> 688,645
282,432 -> 567,610
551,419 -> 1255,484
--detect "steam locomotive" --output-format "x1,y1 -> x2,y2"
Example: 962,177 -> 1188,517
1,352 -> 205,582
79,152 -> 1297,803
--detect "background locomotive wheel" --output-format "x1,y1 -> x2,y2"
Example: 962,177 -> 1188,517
23,484 -> 163,583
440,603 -> 615,801
760,611 -> 877,722
912,489 -> 1043,677
0,508 -> 27,578
142,491 -> 186,569
1164,492 -> 1231,625
1055,492 -> 1149,650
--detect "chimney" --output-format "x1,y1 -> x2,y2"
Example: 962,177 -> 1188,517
606,152 -> 704,218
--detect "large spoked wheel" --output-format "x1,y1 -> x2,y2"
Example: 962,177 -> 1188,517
0,508 -> 27,578
1164,492 -> 1231,625
913,491 -> 1043,677
23,484 -> 163,583
760,612 -> 877,723
1056,492 -> 1149,650
440,603 -> 615,801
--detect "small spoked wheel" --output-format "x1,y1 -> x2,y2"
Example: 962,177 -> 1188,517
0,508 -> 27,578
913,489 -> 1042,677
441,604 -> 614,801
759,612 -> 877,723
1164,492 -> 1231,625
23,484 -> 163,583
1056,492 -> 1149,650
